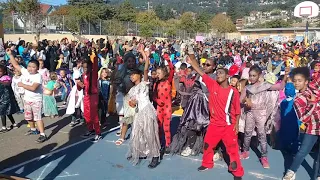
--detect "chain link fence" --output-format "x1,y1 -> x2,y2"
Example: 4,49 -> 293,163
2,14 -> 210,39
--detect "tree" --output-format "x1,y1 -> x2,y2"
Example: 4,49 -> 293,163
179,12 -> 196,33
226,0 -> 239,22
51,1 -> 114,34
103,20 -> 126,36
5,0 -> 43,37
195,12 -> 212,33
115,0 -> 136,22
211,13 -> 237,34
163,19 -> 179,37
136,10 -> 160,37
154,5 -> 165,20
155,5 -> 174,21
265,19 -> 291,28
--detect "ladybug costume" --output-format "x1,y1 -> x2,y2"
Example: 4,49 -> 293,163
153,57 -> 174,147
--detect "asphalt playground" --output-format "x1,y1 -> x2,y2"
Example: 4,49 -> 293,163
0,115 -> 317,180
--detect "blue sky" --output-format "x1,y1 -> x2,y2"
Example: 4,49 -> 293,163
0,0 -> 67,5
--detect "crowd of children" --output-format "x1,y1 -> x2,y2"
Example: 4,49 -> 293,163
1,37 -> 320,180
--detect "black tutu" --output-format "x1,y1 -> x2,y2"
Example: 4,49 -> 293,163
170,81 -> 210,155
0,84 -> 19,116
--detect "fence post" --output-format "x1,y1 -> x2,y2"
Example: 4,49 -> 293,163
12,12 -> 15,34
135,23 -> 138,36
63,15 -> 65,32
100,19 -> 102,35
88,18 -> 91,35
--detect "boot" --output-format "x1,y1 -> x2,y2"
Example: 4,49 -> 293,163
148,157 -> 160,169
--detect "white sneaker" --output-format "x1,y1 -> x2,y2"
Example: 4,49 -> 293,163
181,147 -> 192,157
213,152 -> 221,161
282,170 -> 296,180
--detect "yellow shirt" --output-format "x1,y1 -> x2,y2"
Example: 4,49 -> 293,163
56,59 -> 62,69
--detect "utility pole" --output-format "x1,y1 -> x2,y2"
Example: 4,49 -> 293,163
147,2 -> 150,11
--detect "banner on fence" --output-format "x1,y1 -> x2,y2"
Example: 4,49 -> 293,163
195,36 -> 204,42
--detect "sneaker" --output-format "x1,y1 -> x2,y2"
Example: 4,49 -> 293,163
0,127 -> 7,133
181,147 -> 192,157
91,134 -> 102,143
81,130 -> 95,138
25,129 -> 40,136
282,170 -> 296,180
240,151 -> 249,160
12,123 -> 19,129
260,157 -> 270,169
36,135 -> 47,143
69,120 -> 79,127
198,166 -> 209,172
213,152 -> 222,161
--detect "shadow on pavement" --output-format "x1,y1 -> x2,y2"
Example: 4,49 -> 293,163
0,115 -> 119,180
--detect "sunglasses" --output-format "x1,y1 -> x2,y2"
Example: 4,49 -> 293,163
202,63 -> 212,67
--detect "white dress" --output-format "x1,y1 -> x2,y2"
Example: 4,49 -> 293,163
126,81 -> 160,165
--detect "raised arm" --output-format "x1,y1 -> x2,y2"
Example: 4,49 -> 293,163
143,51 -> 150,82
186,54 -> 205,77
7,49 -> 22,72
269,67 -> 290,91
165,58 -> 174,83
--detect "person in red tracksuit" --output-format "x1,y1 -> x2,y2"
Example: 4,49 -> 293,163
78,50 -> 101,143
187,53 -> 244,180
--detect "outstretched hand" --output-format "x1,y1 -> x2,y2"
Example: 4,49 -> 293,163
6,48 -> 12,55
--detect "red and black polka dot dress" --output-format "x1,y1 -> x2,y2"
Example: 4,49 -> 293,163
154,59 -> 174,147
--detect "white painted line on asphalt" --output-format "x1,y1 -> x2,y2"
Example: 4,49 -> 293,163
2,125 -> 282,180
249,172 -> 281,180
58,131 -> 69,134
36,162 -> 51,180
35,173 -> 80,180
0,126 -> 121,173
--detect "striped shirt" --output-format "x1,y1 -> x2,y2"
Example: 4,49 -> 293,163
202,74 -> 241,126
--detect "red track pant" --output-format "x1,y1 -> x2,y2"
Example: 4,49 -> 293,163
83,94 -> 101,135
201,124 -> 244,177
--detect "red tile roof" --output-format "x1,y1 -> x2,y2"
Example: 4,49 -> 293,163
40,4 -> 51,14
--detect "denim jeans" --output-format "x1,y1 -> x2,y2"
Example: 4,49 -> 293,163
290,133 -> 320,178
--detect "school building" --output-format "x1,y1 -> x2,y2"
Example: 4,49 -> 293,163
237,27 -> 320,42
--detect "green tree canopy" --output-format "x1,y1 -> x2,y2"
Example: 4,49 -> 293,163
179,12 -> 196,33
211,13 -> 237,33
115,0 -> 136,22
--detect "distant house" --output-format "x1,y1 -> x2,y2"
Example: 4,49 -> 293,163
40,4 -> 56,15
15,3 -> 57,32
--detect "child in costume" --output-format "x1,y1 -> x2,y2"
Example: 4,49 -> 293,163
66,70 -> 84,127
78,50 -> 101,142
153,53 -> 174,154
170,58 -> 216,157
126,50 -> 161,168
279,81 -> 301,154
99,68 -> 111,126
11,68 -> 25,113
240,60 -> 289,169
42,72 -> 59,118
0,65 -> 19,133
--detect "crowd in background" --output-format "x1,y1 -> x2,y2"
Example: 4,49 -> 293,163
0,36 -> 320,180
